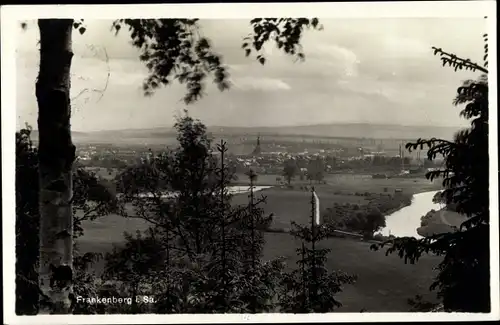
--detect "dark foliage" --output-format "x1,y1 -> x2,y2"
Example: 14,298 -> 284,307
371,38 -> 490,312
72,251 -> 104,314
16,126 -> 40,315
102,229 -> 166,313
109,116 -> 284,313
323,193 -> 409,237
235,170 -> 278,312
15,126 -> 119,315
243,18 -> 323,64
278,189 -> 356,312
407,294 -> 440,312
282,159 -> 299,185
72,167 -> 120,239
307,157 -> 325,183
111,19 -> 230,102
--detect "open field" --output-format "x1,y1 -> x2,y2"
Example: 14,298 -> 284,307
76,173 -> 443,312
231,187 -> 369,229
85,167 -> 441,197
76,219 -> 441,312
263,232 -> 440,312
233,172 -> 442,195
322,174 -> 441,195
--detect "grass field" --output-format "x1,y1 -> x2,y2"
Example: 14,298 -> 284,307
231,187 -> 369,229
231,173 -> 441,229
233,172 -> 441,195
76,172 -> 443,312
263,232 -> 440,312
76,219 -> 441,312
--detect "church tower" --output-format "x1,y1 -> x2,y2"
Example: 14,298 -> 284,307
251,135 -> 262,156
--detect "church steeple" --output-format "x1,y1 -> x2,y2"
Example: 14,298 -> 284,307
251,134 -> 262,156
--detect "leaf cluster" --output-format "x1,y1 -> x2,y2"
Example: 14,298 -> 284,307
279,191 -> 356,312
243,18 -> 323,65
111,19 -> 229,103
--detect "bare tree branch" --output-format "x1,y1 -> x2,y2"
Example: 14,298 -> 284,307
71,45 -> 111,103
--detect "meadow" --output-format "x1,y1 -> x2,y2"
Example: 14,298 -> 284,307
233,172 -> 441,194
263,233 -> 440,312
76,172 -> 443,312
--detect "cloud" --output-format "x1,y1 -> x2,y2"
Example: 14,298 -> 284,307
313,44 -> 360,77
380,36 -> 431,59
231,76 -> 291,91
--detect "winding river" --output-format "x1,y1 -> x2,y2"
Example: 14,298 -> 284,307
129,187 -> 443,239
378,190 -> 443,238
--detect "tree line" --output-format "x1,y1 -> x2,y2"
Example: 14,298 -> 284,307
281,155 -> 437,185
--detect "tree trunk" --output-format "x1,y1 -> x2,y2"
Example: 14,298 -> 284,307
36,19 -> 75,314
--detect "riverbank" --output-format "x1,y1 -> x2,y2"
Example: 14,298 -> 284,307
321,189 -> 413,236
380,199 -> 412,219
417,208 -> 467,237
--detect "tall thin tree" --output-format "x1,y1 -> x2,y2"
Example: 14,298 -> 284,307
280,188 -> 356,312
216,140 -> 229,293
36,19 -> 77,314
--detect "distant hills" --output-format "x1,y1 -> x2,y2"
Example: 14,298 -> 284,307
28,123 -> 463,144
205,123 -> 462,140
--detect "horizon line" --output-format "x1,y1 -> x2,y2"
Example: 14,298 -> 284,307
48,122 -> 467,134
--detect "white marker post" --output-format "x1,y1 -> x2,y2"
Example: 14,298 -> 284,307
313,189 -> 320,225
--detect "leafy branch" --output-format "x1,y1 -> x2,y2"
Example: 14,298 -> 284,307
243,18 -> 323,65
111,19 -> 230,104
432,46 -> 488,74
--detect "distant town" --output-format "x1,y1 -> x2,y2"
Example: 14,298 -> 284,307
68,132 -> 441,184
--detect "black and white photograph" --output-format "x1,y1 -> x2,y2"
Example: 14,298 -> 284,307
2,1 -> 498,323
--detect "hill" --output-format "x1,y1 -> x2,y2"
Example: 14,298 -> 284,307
208,123 -> 461,140
29,130 -> 90,143
27,123 -> 462,144
89,123 -> 461,141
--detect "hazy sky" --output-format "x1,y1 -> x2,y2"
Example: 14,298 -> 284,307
16,18 -> 486,131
